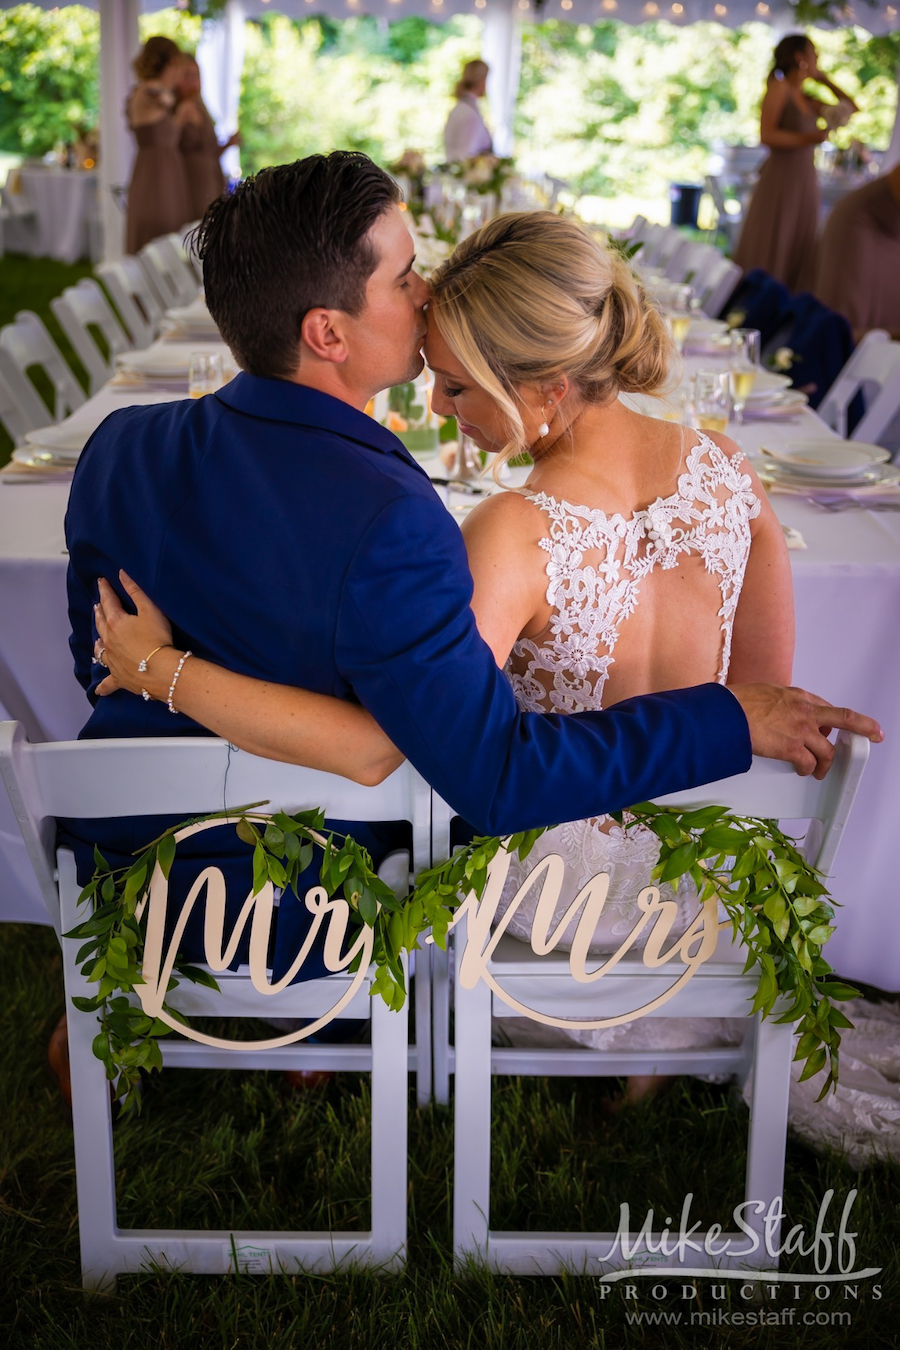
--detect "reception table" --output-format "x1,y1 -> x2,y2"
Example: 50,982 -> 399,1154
3,165 -> 100,264
2,346 -> 899,990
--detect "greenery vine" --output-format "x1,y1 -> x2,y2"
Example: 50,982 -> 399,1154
66,802 -> 857,1114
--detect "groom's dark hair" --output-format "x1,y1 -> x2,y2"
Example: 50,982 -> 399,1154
192,152 -> 402,379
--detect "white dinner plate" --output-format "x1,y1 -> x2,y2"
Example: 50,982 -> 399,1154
687,317 -> 728,338
117,342 -> 230,379
744,370 -> 793,400
12,446 -> 77,471
24,391 -> 190,458
759,461 -> 900,491
761,439 -> 891,479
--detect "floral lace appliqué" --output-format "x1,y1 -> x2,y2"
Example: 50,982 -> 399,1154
505,433 -> 760,714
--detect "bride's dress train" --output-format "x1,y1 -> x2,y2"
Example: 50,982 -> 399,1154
494,433 -> 900,1167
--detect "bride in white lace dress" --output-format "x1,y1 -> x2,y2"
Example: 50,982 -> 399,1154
427,216 -> 900,1157
426,214 -> 791,1102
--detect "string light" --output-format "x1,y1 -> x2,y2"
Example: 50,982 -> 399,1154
755,1 -> 769,11
518,0 -> 530,9
714,2 -> 727,13
475,0 -> 487,7
672,2 -> 683,11
561,0 -> 573,8
644,1 -> 659,12
602,0 -> 618,11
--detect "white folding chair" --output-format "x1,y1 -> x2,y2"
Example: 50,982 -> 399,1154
446,734 -> 869,1274
94,258 -> 164,349
139,237 -> 201,308
0,367 -> 37,446
637,224 -> 676,268
0,725 -> 433,1289
51,279 -> 133,396
0,310 -> 85,432
165,229 -> 203,284
695,254 -> 742,318
818,330 -> 900,448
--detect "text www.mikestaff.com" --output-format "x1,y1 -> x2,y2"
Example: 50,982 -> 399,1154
626,1310 -> 853,1328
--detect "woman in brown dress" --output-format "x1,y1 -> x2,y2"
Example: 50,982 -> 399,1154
124,36 -> 193,255
177,56 -> 240,220
814,165 -> 900,337
733,35 -> 857,293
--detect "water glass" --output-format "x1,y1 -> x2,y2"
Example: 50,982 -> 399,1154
692,371 -> 732,434
728,328 -> 761,423
189,352 -> 224,399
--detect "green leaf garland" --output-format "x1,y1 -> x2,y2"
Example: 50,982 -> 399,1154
66,801 -> 856,1113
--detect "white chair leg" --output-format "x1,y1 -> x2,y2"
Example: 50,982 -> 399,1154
744,1012 -> 794,1260
61,851 -> 120,1291
369,968 -> 408,1269
431,939 -> 451,1107
413,943 -> 432,1108
452,915 -> 492,1267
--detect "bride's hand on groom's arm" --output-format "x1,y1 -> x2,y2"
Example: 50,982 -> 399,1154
729,683 -> 884,780
94,572 -> 405,786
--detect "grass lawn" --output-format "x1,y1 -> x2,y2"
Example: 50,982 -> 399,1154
1,920 -> 898,1349
0,252 -> 94,467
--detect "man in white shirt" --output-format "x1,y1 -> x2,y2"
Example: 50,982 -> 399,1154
444,59 -> 493,163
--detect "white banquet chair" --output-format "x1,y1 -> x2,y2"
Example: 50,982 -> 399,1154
444,734 -> 869,1274
818,330 -> 900,449
51,280 -> 133,396
139,238 -> 201,309
94,258 -> 164,349
0,310 -> 85,433
0,725 -> 433,1289
695,253 -> 742,318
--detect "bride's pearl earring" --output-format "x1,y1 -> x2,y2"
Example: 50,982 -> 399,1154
539,403 -> 551,438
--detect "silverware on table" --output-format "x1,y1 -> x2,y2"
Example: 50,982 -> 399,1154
806,496 -> 900,513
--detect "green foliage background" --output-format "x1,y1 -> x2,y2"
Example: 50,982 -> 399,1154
0,4 -> 897,204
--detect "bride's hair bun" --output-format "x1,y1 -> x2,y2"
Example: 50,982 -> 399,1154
430,212 -> 675,469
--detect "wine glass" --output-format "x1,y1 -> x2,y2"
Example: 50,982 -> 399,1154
692,371 -> 732,434
728,328 -> 761,424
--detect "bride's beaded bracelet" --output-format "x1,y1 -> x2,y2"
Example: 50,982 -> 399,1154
167,651 -> 193,714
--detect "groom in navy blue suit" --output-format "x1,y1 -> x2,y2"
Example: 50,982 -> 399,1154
65,153 -> 880,977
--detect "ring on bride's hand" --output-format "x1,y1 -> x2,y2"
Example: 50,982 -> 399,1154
93,646 -> 108,669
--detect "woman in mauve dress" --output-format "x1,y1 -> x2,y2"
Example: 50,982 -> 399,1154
733,35 -> 857,293
814,165 -> 900,338
177,56 -> 240,221
124,36 -> 193,255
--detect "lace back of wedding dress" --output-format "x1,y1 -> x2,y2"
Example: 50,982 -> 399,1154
497,432 -> 760,959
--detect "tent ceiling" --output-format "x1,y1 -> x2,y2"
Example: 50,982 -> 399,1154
2,0 -> 897,32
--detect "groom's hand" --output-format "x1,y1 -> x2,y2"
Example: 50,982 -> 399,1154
730,684 -> 883,780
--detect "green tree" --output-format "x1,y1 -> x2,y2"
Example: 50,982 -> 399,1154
0,4 -> 98,155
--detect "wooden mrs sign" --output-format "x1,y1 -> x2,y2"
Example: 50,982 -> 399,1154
135,819 -> 723,1048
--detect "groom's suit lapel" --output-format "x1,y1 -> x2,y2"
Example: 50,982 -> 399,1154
214,372 -> 432,478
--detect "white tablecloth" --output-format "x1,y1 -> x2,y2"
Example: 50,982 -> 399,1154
2,373 -> 900,990
3,166 -> 99,264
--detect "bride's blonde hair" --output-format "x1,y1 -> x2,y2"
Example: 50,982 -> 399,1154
429,212 -> 676,473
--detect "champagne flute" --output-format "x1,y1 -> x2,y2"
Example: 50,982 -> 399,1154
693,371 -> 732,434
663,283 -> 693,352
728,328 -> 761,424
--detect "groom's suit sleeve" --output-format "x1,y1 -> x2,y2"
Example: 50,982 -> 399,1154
335,490 -> 752,836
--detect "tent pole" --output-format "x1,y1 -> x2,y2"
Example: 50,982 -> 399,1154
98,0 -> 140,261
197,0 -> 246,185
482,0 -> 521,160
